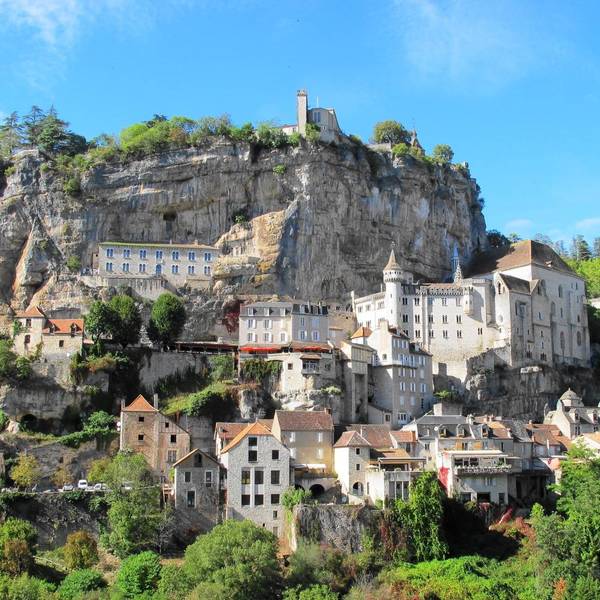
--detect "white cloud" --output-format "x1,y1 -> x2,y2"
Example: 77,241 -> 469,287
575,217 -> 600,231
392,0 -> 562,90
505,218 -> 533,231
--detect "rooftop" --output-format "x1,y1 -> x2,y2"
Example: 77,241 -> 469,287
274,410 -> 334,431
122,394 -> 158,413
221,421 -> 273,454
334,430 -> 371,448
99,241 -> 218,250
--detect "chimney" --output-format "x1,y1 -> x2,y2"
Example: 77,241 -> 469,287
153,393 -> 159,409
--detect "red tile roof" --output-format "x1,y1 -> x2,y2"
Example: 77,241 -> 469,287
215,422 -> 248,440
334,430 -> 371,448
122,394 -> 158,413
351,326 -> 372,339
221,421 -> 273,454
16,306 -> 46,319
42,319 -> 84,335
390,430 -> 417,443
346,425 -> 393,449
274,410 -> 334,431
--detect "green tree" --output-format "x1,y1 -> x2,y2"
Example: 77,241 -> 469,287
63,531 -> 98,571
593,237 -> 600,258
9,455 -> 41,490
0,112 -> 23,158
487,229 -> 511,248
15,356 -> 32,380
116,551 -> 162,598
83,410 -> 114,432
282,486 -> 313,511
0,518 -> 37,569
85,300 -> 119,348
372,120 -> 410,145
571,235 -> 592,261
507,233 -> 522,243
58,569 -> 105,599
22,106 -> 47,147
566,257 -> 600,298
393,472 -> 447,561
66,255 -> 81,272
108,294 -> 142,348
103,452 -> 162,557
431,144 -> 454,164
183,520 -> 281,600
148,293 -> 186,349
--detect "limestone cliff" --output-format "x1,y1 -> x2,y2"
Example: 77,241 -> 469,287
0,139 -> 487,335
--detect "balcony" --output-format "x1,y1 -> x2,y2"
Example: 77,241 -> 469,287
455,463 -> 511,475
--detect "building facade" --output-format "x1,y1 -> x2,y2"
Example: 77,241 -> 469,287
545,388 -> 599,438
352,241 -> 591,381
172,449 -> 221,531
219,421 -> 291,537
95,241 -> 220,293
119,395 -> 191,482
12,306 -> 84,358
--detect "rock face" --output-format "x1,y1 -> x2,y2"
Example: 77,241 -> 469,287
0,140 -> 487,335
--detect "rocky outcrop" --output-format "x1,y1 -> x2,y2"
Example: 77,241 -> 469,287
291,504 -> 380,553
0,140 -> 487,336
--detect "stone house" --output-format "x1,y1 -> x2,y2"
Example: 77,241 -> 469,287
352,241 -> 591,382
13,306 -> 84,358
351,321 -> 434,426
214,419 -> 273,458
119,395 -> 191,482
172,449 -> 221,531
281,89 -> 342,143
337,340 -> 375,423
219,421 -> 291,537
544,388 -> 600,438
271,410 -> 335,495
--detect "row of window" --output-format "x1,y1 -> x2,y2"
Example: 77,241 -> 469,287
183,470 -> 213,486
105,248 -> 213,261
241,493 -> 280,507
399,382 -> 428,393
105,263 -> 211,276
241,469 -> 281,485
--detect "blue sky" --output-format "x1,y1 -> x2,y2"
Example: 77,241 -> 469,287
1,0 -> 599,246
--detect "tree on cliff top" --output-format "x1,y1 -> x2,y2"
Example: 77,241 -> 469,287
372,120 -> 410,145
431,144 -> 454,164
147,293 -> 186,349
9,455 -> 41,490
109,295 -> 142,348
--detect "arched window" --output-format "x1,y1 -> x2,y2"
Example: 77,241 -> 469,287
560,331 -> 565,350
558,285 -> 563,298
497,283 -> 502,295
577,331 -> 582,346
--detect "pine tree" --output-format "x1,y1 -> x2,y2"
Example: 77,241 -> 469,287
0,112 -> 23,158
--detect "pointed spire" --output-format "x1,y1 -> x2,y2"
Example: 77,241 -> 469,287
453,261 -> 463,283
410,129 -> 423,152
384,242 -> 400,271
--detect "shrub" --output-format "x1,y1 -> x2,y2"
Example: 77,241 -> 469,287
256,122 -> 289,149
58,569 -> 105,599
305,123 -> 321,143
1,539 -> 33,575
241,358 -> 281,382
116,551 -> 162,598
0,574 -> 54,599
63,176 -> 81,196
186,382 -> 235,422
3,165 -> 16,177
66,255 -> 81,272
284,584 -> 339,600
158,564 -> 193,599
9,455 -> 41,490
208,354 -> 235,382
392,143 -> 410,157
87,457 -> 111,484
147,293 -> 186,348
229,122 -> 255,143
15,356 -> 32,380
0,518 -> 37,558
52,467 -> 71,488
282,487 -> 313,511
288,131 -> 302,146
0,410 -> 8,431
64,531 -> 99,570
0,339 -> 17,379
273,163 -> 286,175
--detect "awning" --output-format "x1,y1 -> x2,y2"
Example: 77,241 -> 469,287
300,354 -> 322,360
295,464 -> 327,470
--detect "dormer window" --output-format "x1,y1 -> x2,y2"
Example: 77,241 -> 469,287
457,426 -> 465,437
482,426 -> 489,437
439,427 -> 448,438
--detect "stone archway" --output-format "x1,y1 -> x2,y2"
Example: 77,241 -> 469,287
309,484 -> 325,498
352,481 -> 364,496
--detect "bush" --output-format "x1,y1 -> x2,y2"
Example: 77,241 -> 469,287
284,584 -> 339,600
64,531 -> 98,571
229,122 -> 255,143
15,356 -> 32,380
58,569 -> 104,599
273,163 -> 286,175
208,354 -> 235,382
305,123 -> 321,143
66,255 -> 81,272
282,487 -> 313,511
63,176 -> 81,196
9,455 -> 41,490
186,382 -> 235,422
0,410 -> 8,432
256,122 -> 289,149
288,131 -> 302,146
1,539 -> 33,575
392,142 -> 410,157
158,564 -> 193,599
241,358 -> 281,382
87,457 -> 111,484
0,573 -> 54,599
116,551 -> 162,598
0,518 -> 37,560
0,339 -> 17,379
84,410 -> 114,432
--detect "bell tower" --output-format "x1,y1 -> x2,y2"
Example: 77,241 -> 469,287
383,242 -> 403,329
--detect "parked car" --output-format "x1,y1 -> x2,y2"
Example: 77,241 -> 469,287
61,484 -> 74,492
92,483 -> 108,492
77,479 -> 88,490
